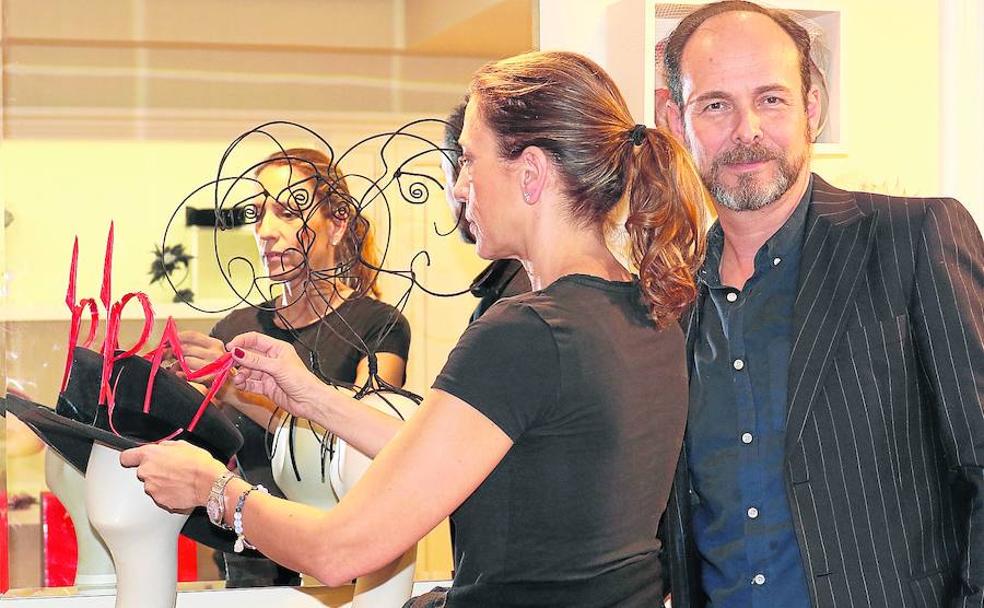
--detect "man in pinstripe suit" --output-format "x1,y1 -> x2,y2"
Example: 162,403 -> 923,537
660,2 -> 984,607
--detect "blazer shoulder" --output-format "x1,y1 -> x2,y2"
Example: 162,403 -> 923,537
811,174 -> 980,257
835,184 -> 971,235
852,191 -> 969,219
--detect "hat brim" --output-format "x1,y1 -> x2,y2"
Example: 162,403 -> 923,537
5,393 -> 138,472
3,394 -> 253,556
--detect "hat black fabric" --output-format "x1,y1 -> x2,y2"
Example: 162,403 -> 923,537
3,346 -> 247,554
56,347 -> 243,467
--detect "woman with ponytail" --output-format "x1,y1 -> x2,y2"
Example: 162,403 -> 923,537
123,52 -> 708,608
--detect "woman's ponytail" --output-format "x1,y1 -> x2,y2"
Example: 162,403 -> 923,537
625,127 -> 709,328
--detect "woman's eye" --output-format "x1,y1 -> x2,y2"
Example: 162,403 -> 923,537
704,101 -> 725,112
270,202 -> 297,219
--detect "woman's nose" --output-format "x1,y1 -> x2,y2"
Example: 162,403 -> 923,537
255,213 -> 280,243
452,165 -> 470,203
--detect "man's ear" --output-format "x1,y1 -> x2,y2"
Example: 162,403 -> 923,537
806,85 -> 822,141
518,145 -> 549,205
667,101 -> 686,141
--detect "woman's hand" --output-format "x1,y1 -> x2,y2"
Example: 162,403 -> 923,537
171,331 -> 228,386
119,441 -> 228,511
227,331 -> 325,420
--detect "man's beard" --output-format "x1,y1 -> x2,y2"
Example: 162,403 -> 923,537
696,137 -> 808,212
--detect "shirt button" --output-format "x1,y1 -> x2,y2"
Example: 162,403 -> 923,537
733,358 -> 745,371
726,291 -> 738,302
772,257 -> 782,267
747,507 -> 759,519
753,573 -> 766,585
741,432 -> 753,444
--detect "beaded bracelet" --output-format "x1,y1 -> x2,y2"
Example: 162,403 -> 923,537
232,484 -> 268,553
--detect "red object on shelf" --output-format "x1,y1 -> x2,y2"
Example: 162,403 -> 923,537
40,492 -> 200,585
42,491 -> 78,587
177,534 -> 197,582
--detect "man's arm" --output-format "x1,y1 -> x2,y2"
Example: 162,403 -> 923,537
911,197 -> 984,607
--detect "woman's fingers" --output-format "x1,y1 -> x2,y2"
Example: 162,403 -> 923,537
236,378 -> 269,399
179,354 -> 216,374
229,367 -> 272,394
227,331 -> 281,357
119,441 -> 226,510
177,330 -> 220,348
120,444 -> 150,468
230,344 -> 280,376
181,345 -> 222,363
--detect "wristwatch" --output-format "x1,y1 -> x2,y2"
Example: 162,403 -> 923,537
206,470 -> 237,529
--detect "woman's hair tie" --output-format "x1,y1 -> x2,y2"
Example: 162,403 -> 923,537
629,124 -> 648,146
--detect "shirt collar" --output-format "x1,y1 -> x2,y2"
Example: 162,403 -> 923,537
701,174 -> 814,287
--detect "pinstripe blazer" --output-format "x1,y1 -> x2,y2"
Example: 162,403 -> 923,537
663,175 -> 984,608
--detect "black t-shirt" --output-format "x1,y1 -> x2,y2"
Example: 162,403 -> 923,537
432,274 -> 688,608
211,296 -> 411,494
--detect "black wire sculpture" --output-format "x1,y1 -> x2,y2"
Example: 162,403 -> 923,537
159,120 -> 469,484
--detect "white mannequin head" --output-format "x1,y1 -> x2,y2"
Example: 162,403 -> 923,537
270,387 -> 418,607
271,387 -> 418,505
44,450 -> 116,590
85,443 -> 190,608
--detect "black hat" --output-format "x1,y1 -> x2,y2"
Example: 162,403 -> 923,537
3,347 -> 247,554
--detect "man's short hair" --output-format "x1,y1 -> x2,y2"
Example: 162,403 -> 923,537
663,1 -> 813,108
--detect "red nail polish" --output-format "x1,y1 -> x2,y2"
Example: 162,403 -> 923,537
233,347 -> 245,359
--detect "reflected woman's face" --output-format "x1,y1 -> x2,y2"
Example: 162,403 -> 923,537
253,164 -> 343,283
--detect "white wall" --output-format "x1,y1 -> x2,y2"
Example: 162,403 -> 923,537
940,0 -> 984,226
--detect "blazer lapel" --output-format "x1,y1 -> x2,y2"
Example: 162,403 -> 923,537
784,175 -> 877,453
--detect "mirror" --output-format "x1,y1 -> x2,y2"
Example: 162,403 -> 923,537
1,0 -> 535,597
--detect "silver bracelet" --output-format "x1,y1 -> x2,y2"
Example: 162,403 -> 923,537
232,484 -> 268,553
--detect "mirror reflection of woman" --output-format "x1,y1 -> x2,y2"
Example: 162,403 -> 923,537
126,51 -> 708,607
173,148 -> 411,587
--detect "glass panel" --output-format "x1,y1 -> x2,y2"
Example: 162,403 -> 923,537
2,0 -> 534,596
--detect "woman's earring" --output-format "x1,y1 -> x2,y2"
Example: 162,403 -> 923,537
522,191 -> 531,203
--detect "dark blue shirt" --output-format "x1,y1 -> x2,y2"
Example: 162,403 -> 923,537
687,179 -> 813,608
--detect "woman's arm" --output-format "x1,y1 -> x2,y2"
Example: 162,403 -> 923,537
122,388 -> 511,586
355,352 -> 406,389
227,333 -> 418,459
181,328 -> 410,453
214,386 -> 284,429
223,352 -> 409,455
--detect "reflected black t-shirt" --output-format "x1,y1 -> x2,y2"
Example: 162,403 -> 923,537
432,275 -> 688,608
211,297 -> 411,493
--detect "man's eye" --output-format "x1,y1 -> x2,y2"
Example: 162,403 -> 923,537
704,101 -> 726,112
764,95 -> 784,105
